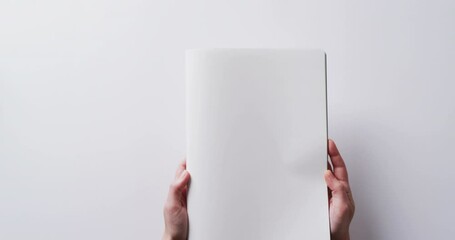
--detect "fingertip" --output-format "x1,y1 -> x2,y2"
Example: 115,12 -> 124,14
324,169 -> 330,176
324,170 -> 333,181
323,170 -> 330,184
324,170 -> 338,190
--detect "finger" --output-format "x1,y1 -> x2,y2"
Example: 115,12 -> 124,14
324,170 -> 350,201
174,158 -> 187,179
326,161 -> 333,199
328,139 -> 349,182
168,170 -> 191,204
324,170 -> 341,191
324,170 -> 350,192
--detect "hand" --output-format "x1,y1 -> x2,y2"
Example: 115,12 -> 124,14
162,160 -> 191,240
324,140 -> 355,240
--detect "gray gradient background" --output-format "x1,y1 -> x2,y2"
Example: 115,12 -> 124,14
1,0 -> 454,239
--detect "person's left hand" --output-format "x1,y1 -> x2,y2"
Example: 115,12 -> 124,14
162,160 -> 190,240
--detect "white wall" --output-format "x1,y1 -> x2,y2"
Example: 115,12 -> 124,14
1,0 -> 453,239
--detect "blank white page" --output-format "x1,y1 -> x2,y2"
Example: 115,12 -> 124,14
186,49 -> 329,240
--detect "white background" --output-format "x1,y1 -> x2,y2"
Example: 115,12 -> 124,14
0,0 -> 453,239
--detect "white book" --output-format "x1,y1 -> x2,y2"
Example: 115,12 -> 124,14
186,49 -> 330,240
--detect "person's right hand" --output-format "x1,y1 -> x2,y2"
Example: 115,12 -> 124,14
162,160 -> 191,240
324,139 -> 355,240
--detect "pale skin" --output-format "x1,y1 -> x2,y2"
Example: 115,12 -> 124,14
162,139 -> 355,240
